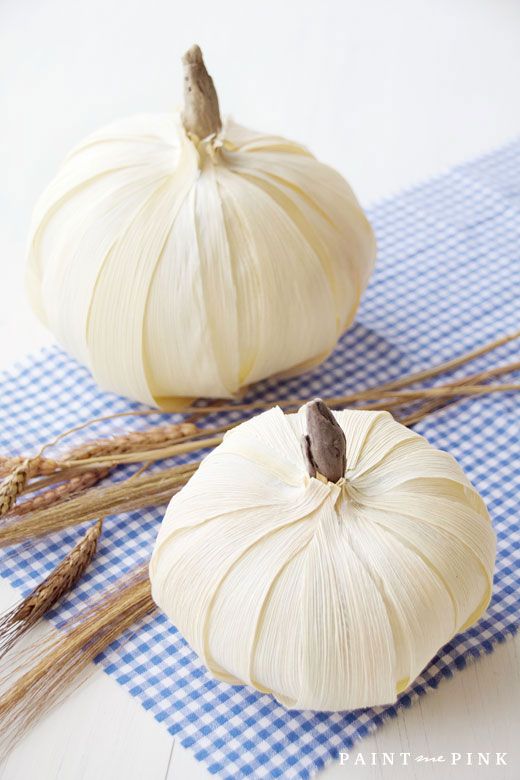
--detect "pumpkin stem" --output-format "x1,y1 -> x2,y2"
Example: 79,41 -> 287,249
301,399 -> 347,483
182,45 -> 222,140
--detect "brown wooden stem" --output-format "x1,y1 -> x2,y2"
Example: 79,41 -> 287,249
301,399 -> 347,483
182,45 -> 222,140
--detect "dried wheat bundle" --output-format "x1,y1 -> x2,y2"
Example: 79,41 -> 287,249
0,462 -> 200,547
0,563 -> 152,759
3,378 -> 515,526
1,331 -> 518,529
1,332 -> 519,548
0,422 -> 199,520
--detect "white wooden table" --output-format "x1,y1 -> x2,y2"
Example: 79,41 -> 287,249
1,1 -> 519,777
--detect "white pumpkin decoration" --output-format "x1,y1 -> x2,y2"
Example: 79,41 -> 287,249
26,46 -> 376,408
150,401 -> 496,711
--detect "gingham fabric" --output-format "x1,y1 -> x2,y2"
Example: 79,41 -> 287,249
1,138 -> 519,779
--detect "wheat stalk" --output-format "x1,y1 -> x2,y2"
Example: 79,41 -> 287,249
192,380 -> 520,415
0,462 -> 199,547
61,434 -> 223,469
65,422 -> 196,460
0,519 -> 103,660
398,361 -> 520,426
0,423 -> 197,480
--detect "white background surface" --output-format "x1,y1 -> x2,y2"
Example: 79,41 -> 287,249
1,0 -> 520,778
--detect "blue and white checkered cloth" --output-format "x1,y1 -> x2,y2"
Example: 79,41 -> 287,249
1,139 -> 519,779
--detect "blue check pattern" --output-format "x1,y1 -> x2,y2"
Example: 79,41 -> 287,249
1,139 -> 519,779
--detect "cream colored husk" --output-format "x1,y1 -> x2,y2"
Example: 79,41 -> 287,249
150,407 -> 496,711
27,110 -> 375,407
